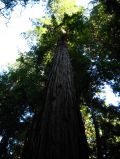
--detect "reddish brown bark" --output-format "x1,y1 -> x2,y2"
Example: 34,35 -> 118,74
21,36 -> 89,159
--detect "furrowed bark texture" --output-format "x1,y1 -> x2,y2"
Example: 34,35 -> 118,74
21,37 -> 89,159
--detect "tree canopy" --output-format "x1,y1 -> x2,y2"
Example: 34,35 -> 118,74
0,0 -> 120,158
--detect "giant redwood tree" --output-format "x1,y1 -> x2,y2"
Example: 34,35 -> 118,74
1,0 -> 119,158
21,32 -> 89,159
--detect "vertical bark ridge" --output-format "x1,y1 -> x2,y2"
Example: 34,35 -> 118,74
21,37 -> 89,159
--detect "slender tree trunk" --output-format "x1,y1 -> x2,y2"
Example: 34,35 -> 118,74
91,110 -> 102,159
21,35 -> 89,159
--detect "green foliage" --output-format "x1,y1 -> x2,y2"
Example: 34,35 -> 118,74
0,0 -> 120,158
0,52 -> 47,158
87,1 -> 120,95
49,0 -> 82,21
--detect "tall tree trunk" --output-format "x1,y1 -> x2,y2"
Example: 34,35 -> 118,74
21,35 -> 89,159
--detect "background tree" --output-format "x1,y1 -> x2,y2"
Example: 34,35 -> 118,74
0,0 -> 120,158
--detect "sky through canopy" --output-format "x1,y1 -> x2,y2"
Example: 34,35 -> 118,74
0,0 -> 119,105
